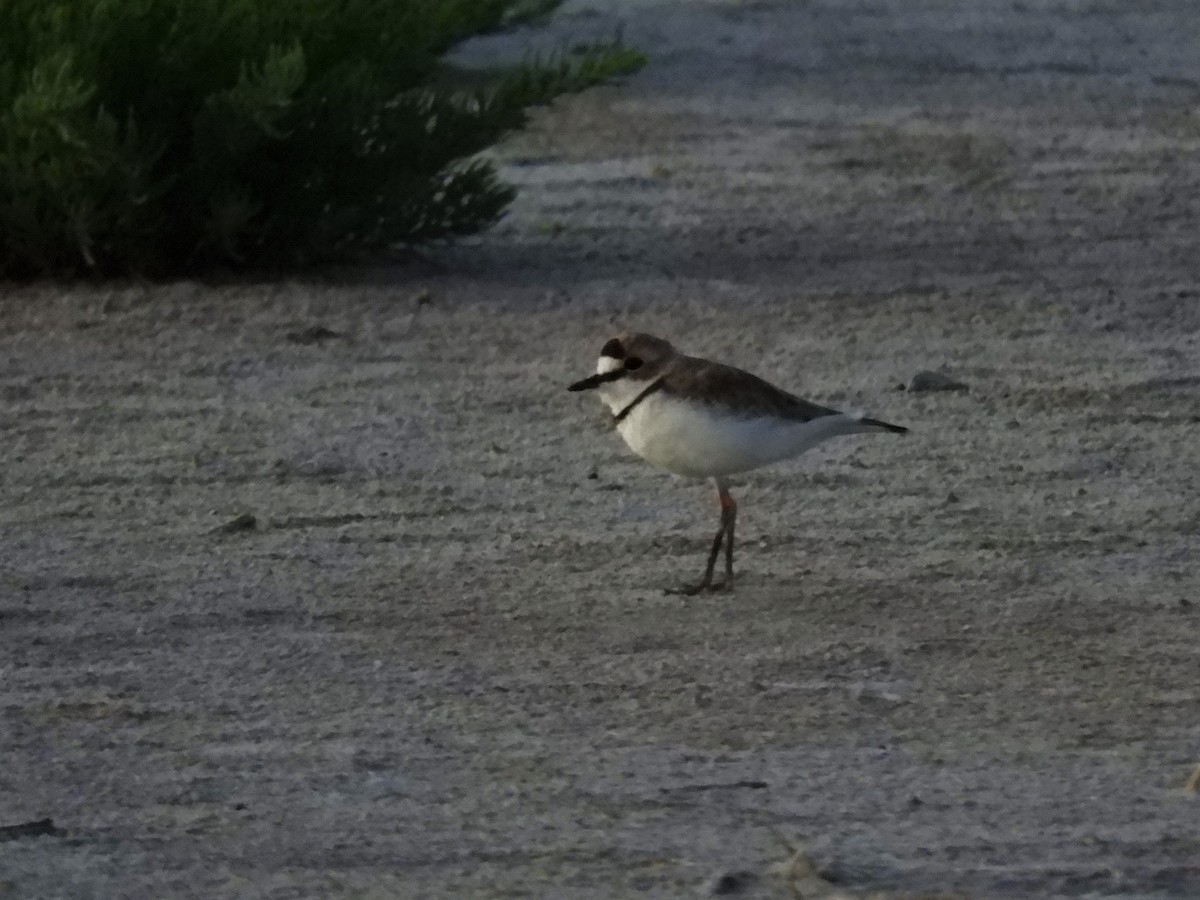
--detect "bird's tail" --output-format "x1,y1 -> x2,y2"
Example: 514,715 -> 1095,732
772,412 -> 907,462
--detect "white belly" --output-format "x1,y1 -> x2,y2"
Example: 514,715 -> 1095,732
614,393 -> 862,478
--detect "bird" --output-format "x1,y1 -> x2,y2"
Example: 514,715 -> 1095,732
568,332 -> 907,594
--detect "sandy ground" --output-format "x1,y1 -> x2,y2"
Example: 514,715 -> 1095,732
3,1 -> 1200,897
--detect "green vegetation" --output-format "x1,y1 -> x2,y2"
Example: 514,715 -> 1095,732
0,0 -> 643,276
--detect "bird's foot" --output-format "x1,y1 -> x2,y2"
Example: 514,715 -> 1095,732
665,578 -> 732,597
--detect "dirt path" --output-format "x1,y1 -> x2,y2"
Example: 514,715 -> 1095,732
3,1 -> 1199,897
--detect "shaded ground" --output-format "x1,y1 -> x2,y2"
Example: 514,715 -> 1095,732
2,1 -> 1199,897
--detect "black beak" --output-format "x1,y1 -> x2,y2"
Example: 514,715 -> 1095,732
567,370 -> 623,392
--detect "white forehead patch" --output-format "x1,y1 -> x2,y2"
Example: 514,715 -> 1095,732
596,355 -> 622,375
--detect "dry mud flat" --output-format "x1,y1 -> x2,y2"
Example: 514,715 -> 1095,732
2,1 -> 1200,898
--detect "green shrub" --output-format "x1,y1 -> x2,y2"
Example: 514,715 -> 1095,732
0,0 -> 643,276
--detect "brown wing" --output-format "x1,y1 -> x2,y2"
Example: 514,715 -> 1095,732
659,355 -> 840,422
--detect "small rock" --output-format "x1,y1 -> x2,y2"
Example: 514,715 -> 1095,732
908,370 -> 968,392
287,324 -> 341,345
293,452 -> 348,477
0,818 -> 63,842
709,870 -> 758,895
945,491 -> 959,504
210,512 -> 257,535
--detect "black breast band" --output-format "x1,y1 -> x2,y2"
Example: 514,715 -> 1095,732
613,378 -> 666,425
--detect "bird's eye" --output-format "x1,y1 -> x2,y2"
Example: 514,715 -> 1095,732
625,357 -> 643,370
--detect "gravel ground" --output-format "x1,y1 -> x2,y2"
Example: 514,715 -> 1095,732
3,1 -> 1199,897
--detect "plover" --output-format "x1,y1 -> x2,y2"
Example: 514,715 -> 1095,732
568,332 -> 907,594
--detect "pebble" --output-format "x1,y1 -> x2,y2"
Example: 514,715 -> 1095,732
908,370 -> 968,392
709,870 -> 758,895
